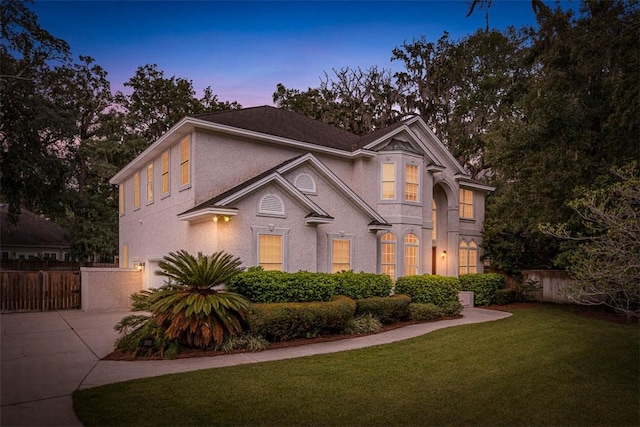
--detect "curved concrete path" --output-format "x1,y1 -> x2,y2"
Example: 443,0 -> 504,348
1,308 -> 511,426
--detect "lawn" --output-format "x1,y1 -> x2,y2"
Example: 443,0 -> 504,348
73,305 -> 639,426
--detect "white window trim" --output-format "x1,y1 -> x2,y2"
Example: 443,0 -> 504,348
252,226 -> 289,271
146,162 -> 154,205
179,135 -> 192,191
133,171 -> 141,211
327,232 -> 355,273
403,161 -> 422,204
403,232 -> 420,277
459,188 -> 475,220
380,161 -> 397,202
161,150 -> 171,199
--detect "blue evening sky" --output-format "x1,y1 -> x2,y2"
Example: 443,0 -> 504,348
32,1 -> 543,107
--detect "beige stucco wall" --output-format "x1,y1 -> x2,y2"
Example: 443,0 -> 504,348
81,268 -> 142,313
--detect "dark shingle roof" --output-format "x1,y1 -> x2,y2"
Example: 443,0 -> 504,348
0,205 -> 71,248
193,106 -> 361,151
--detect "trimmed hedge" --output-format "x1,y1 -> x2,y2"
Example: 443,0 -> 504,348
458,273 -> 505,306
395,275 -> 460,307
409,303 -> 444,321
333,271 -> 393,299
246,296 -> 356,341
227,271 -> 336,303
355,294 -> 411,324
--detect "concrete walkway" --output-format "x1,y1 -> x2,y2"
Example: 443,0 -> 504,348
1,308 -> 511,426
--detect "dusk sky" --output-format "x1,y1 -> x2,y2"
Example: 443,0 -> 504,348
32,1 -> 544,107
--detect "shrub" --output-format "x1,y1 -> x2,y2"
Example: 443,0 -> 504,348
246,296 -> 356,341
458,273 -> 505,306
409,303 -> 444,321
494,288 -> 518,305
333,271 -> 393,299
114,314 -> 180,359
442,300 -> 463,317
227,270 -> 336,303
395,275 -> 460,306
218,333 -> 269,353
345,313 -> 383,335
355,294 -> 411,324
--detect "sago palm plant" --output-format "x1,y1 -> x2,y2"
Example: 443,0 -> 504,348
149,250 -> 250,349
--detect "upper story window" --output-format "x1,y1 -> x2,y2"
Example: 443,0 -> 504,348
161,150 -> 170,195
405,164 -> 419,202
381,163 -> 396,200
119,183 -> 125,215
294,173 -> 316,194
380,232 -> 396,281
146,162 -> 153,204
404,233 -> 419,276
459,240 -> 478,275
133,171 -> 140,209
259,194 -> 285,217
459,188 -> 474,219
180,136 -> 190,187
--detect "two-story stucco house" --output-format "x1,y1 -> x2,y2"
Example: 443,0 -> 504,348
110,106 -> 493,289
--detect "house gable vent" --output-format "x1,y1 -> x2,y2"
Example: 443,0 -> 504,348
294,173 -> 316,194
259,194 -> 285,216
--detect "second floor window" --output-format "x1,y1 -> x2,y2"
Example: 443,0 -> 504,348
133,171 -> 140,209
405,164 -> 419,202
119,184 -> 125,215
459,188 -> 474,219
161,150 -> 170,195
180,136 -> 190,187
381,163 -> 395,200
146,162 -> 153,203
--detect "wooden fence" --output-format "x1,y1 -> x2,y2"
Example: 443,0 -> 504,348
0,271 -> 81,313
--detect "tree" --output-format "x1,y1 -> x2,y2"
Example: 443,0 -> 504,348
482,0 -> 640,272
541,164 -> 640,321
0,0 -> 71,223
392,29 -> 529,178
274,66 -> 403,135
114,64 -> 241,157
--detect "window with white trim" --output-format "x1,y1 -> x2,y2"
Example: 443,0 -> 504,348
332,238 -> 351,273
161,150 -> 170,195
404,233 -> 419,276
180,136 -> 190,187
258,194 -> 285,217
459,240 -> 478,275
381,163 -> 396,200
459,188 -> 474,219
258,234 -> 283,271
146,162 -> 153,204
381,232 -> 396,281
294,173 -> 316,194
133,171 -> 140,209
405,164 -> 419,202
121,244 -> 128,268
119,183 -> 125,215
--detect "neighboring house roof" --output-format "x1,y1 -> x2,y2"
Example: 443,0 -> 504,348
178,153 -> 391,229
0,204 -> 71,249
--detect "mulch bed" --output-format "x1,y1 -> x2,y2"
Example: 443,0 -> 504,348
105,303 -> 635,361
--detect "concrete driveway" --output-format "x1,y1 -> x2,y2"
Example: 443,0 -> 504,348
1,310 -> 127,426
1,308 -> 511,426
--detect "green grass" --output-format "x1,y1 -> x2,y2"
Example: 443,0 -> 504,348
74,306 -> 639,426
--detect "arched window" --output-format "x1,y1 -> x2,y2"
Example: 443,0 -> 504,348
404,233 -> 419,276
381,232 -> 396,281
459,240 -> 478,275
258,194 -> 285,216
294,173 -> 316,194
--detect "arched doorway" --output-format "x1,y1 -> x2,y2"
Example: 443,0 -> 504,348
432,183 -> 449,275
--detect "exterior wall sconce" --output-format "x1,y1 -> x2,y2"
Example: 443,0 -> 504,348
213,215 -> 231,222
133,261 -> 144,271
440,250 -> 447,259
